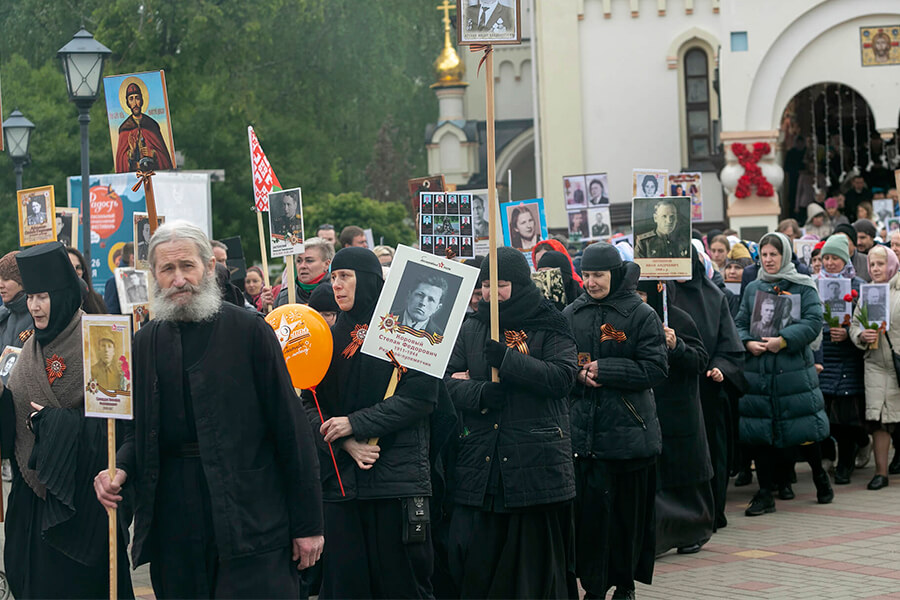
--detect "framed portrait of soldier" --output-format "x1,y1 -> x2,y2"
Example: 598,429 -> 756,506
633,169 -> 668,198
587,207 -> 611,240
818,278 -> 852,322
103,70 -> 176,174
564,175 -> 587,209
82,315 -> 133,420
632,196 -> 692,279
133,211 -> 165,271
584,173 -> 610,207
268,188 -> 305,258
750,292 -> 792,340
114,267 -> 150,314
0,346 -> 22,386
793,239 -> 816,268
458,0 -> 521,46
874,199 -> 894,225
54,206 -> 79,249
17,185 -> 56,247
362,245 -> 479,378
861,283 -> 891,330
860,26 -> 900,67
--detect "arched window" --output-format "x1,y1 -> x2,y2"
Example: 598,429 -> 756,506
684,48 -> 712,165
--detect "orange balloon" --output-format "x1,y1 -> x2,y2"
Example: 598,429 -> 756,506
265,304 -> 333,390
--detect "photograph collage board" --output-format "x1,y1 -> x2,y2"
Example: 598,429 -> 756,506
419,191 -> 475,259
563,173 -> 611,242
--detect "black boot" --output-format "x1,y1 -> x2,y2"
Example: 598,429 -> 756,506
814,470 -> 834,504
745,489 -> 776,516
734,469 -> 753,487
834,462 -> 854,485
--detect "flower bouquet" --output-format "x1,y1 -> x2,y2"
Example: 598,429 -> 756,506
854,293 -> 884,349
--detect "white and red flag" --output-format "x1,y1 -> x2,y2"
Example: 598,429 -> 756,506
248,125 -> 282,212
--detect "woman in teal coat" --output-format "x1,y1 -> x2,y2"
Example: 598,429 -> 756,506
735,232 -> 831,516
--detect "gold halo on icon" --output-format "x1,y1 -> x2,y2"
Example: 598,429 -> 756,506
118,76 -> 151,116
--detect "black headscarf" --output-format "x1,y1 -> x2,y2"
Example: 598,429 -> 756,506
16,242 -> 83,345
636,280 -> 665,322
537,250 -> 582,305
473,247 -> 573,338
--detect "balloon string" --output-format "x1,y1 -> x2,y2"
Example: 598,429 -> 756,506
310,386 -> 345,497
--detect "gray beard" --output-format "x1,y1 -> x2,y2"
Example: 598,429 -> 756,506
150,272 -> 222,323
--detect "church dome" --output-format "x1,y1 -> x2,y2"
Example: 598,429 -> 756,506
434,42 -> 466,87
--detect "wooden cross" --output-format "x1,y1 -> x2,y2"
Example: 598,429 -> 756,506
437,0 -> 457,29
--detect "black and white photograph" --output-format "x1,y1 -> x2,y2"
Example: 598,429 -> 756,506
472,191 -> 489,239
458,0 -> 521,46
750,291 -> 793,339
568,209 -> 589,239
133,211 -> 165,271
887,217 -> 900,233
585,173 -> 610,206
502,200 -> 547,251
362,245 -> 479,378
0,346 -> 22,386
587,207 -> 611,240
267,187 -> 305,258
632,169 -> 668,198
114,267 -> 150,314
55,207 -> 79,249
564,174 -> 587,209
874,199 -> 894,224
632,195 -> 692,279
861,283 -> 891,329
794,239 -> 816,268
818,278 -> 852,319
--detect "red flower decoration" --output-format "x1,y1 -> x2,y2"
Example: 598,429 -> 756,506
732,142 -> 774,199
843,293 -> 853,302
119,355 -> 130,380
45,354 -> 66,385
814,240 -> 826,250
852,289 -> 859,299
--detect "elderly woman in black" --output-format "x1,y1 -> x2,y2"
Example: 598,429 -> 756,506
0,242 -> 133,598
563,243 -> 668,600
446,247 -> 577,599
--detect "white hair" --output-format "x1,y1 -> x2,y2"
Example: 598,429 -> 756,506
303,236 -> 335,262
148,220 -> 214,273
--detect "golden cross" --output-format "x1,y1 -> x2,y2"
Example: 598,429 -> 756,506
437,0 -> 457,31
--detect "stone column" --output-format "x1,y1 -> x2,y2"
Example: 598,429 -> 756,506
720,130 -> 784,240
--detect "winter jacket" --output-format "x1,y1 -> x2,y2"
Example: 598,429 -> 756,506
444,318 -> 577,509
562,263 -> 668,460
0,293 -> 33,349
815,276 -> 865,398
850,271 -> 900,422
735,279 -> 829,447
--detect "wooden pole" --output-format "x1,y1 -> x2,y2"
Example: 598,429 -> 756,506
256,211 -> 273,312
485,49 -> 500,382
285,255 -> 297,305
368,370 -> 399,446
107,419 -> 117,600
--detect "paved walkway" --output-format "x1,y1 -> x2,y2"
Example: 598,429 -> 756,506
636,462 -> 900,600
4,462 -> 900,599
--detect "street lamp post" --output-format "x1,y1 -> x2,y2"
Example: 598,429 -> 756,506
57,28 -> 111,272
2,109 -> 36,191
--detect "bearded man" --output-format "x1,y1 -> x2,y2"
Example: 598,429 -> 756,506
114,82 -> 174,173
95,221 -> 323,598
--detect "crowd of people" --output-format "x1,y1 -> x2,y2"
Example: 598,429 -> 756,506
0,176 -> 899,599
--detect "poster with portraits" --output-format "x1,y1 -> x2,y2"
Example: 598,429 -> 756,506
501,198 -> 548,256
860,283 -> 891,330
419,191 -> 475,259
669,172 -> 702,222
632,196 -> 692,279
793,239 -> 816,268
82,315 -> 133,420
362,245 -> 479,378
0,346 -> 21,386
55,206 -> 79,249
103,70 -> 176,174
114,267 -> 150,314
818,278 -> 852,323
458,0 -> 521,46
633,169 -> 668,198
133,211 -> 165,271
268,188 -> 305,258
17,185 -> 57,247
874,199 -> 894,225
860,26 -> 900,67
132,303 -> 151,332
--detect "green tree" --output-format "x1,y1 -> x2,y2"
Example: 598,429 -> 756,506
303,192 -> 415,248
365,114 -> 413,205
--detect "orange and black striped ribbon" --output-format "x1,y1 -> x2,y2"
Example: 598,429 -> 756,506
504,330 -> 529,355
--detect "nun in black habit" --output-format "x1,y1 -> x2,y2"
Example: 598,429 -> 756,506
0,242 -> 133,599
304,247 -> 441,599
671,252 -> 746,530
636,281 -> 715,556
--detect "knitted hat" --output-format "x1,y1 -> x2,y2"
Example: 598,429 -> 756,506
825,197 -> 838,210
0,251 -> 22,285
834,223 -> 857,244
478,247 -> 532,285
853,218 -> 877,239
820,234 -> 850,265
581,242 -> 623,272
726,243 -> 751,261
308,283 -> 339,314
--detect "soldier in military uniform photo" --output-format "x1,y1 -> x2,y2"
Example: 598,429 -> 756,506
272,190 -> 303,238
634,198 -> 691,260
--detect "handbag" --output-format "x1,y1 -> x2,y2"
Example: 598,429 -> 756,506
883,331 -> 900,385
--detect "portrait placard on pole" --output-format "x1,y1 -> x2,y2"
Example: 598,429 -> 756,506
633,196 -> 692,280
267,188 -> 305,258
133,212 -> 165,271
82,315 -> 134,420
17,185 -> 57,247
55,206 -> 80,249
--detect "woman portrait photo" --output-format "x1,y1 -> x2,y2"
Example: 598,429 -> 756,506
568,210 -> 589,239
507,204 -> 541,251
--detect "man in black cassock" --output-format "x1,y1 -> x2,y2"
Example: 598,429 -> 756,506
96,220 -> 324,599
